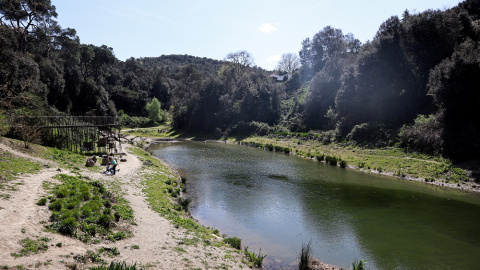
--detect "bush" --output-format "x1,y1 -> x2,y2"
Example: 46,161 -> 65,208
325,156 -> 338,166
399,114 -> 443,154
339,159 -> 347,168
230,121 -> 274,136
224,237 -> 241,250
36,197 -> 47,206
347,122 -> 391,146
119,114 -> 154,128
316,154 -> 325,162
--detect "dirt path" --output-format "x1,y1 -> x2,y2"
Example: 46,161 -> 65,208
0,142 -> 249,270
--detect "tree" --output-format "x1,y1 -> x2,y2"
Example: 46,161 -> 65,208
0,0 -> 58,53
145,97 -> 165,123
224,50 -> 254,76
427,39 -> 480,159
276,53 -> 301,74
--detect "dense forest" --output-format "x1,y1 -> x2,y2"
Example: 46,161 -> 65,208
1,0 -> 479,161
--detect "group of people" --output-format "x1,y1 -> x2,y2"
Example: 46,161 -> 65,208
105,156 -> 118,175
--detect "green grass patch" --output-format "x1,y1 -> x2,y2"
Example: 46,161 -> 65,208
238,136 -> 470,184
131,147 -> 222,247
11,237 -> 50,257
0,150 -> 41,183
44,174 -> 133,243
89,261 -> 140,270
122,123 -> 177,139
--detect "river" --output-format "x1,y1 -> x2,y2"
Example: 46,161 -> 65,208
148,141 -> 480,270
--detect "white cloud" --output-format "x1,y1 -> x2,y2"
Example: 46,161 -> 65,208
258,23 -> 279,33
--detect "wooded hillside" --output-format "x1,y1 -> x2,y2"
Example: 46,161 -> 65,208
1,0 -> 479,160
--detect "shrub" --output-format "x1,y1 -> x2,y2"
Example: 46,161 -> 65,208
339,159 -> 347,168
36,197 -> 47,206
231,121 -> 273,136
347,122 -> 391,146
58,216 -> 78,235
325,156 -> 338,166
224,237 -> 241,250
177,197 -> 191,211
316,154 -> 325,162
399,114 -> 442,154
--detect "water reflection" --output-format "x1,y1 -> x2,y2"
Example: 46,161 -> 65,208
149,141 -> 480,269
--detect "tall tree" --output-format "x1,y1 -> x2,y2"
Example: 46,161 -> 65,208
0,0 -> 58,53
427,39 -> 480,159
224,50 -> 254,77
276,53 -> 301,74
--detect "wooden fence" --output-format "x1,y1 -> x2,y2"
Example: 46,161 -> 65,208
10,115 -> 121,153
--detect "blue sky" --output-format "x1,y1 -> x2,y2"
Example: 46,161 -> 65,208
52,0 -> 463,70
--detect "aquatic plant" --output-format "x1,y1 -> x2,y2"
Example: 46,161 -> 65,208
298,241 -> 312,270
352,259 -> 366,270
244,246 -> 267,267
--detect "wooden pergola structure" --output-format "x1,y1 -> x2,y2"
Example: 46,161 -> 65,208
10,115 -> 122,153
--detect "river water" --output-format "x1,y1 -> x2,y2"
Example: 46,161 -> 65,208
148,141 -> 480,269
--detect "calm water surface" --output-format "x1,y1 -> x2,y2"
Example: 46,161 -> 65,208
148,141 -> 480,269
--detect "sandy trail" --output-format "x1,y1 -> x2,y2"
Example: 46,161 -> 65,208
0,141 -> 249,269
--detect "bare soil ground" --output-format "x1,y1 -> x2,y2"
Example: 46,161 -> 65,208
0,141 -> 250,270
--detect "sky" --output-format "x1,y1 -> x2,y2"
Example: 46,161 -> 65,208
52,0 -> 464,70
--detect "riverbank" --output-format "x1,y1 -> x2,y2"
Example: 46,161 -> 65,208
0,137 -> 250,269
130,128 -> 479,193
228,136 -> 479,193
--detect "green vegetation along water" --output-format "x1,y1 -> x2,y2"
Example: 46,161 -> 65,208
148,141 -> 480,270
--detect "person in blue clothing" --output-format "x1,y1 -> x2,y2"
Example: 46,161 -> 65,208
109,156 -> 118,175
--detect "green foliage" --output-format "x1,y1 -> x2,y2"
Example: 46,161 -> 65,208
347,123 -> 391,146
352,259 -> 366,270
1,0 -> 478,164
298,241 -> 312,270
243,246 -> 267,267
89,261 -> 140,270
0,110 -> 9,136
325,155 -> 338,166
145,97 -> 167,123
11,237 -> 49,257
119,114 -> 153,128
0,150 -> 41,184
177,197 -> 191,211
399,114 -> 442,154
45,174 -> 133,242
224,237 -> 241,250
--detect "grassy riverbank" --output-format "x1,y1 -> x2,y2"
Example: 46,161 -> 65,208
227,136 -> 478,192
0,137 -> 250,269
121,124 -> 479,191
